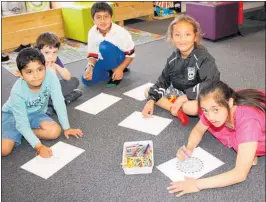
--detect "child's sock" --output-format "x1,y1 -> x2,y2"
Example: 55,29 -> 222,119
123,67 -> 130,73
176,109 -> 189,126
106,70 -> 122,88
169,96 -> 189,126
106,78 -> 122,88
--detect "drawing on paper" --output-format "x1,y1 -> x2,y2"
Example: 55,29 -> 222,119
176,157 -> 204,173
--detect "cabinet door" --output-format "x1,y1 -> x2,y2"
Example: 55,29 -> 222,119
114,2 -> 153,21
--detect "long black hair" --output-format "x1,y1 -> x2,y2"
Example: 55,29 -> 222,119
199,81 -> 265,113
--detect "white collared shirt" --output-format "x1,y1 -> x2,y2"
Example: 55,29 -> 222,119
87,23 -> 135,60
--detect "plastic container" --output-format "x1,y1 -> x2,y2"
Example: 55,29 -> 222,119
121,140 -> 154,175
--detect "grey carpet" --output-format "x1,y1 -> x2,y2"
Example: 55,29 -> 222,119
1,29 -> 265,202
125,18 -> 173,36
239,7 -> 266,36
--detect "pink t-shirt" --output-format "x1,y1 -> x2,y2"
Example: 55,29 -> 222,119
199,105 -> 265,156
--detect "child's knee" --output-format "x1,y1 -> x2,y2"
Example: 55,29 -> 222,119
49,123 -> 61,139
99,41 -> 111,54
1,139 -> 15,156
99,44 -> 108,57
182,100 -> 198,115
70,77 -> 79,88
41,122 -> 61,139
81,75 -> 91,86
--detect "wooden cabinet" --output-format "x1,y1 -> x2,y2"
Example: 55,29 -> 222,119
113,2 -> 154,25
2,8 -> 64,52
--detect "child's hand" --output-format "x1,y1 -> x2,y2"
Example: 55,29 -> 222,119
142,100 -> 155,118
112,67 -> 123,81
176,145 -> 193,161
35,143 -> 53,158
83,65 -> 93,81
64,128 -> 83,139
167,177 -> 200,197
46,61 -> 57,72
170,95 -> 188,116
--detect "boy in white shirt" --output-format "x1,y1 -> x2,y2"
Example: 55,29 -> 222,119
82,2 -> 135,88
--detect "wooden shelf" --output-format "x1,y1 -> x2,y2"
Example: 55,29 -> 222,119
2,8 -> 64,52
114,2 -> 153,26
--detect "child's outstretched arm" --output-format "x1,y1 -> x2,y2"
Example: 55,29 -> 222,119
168,142 -> 257,197
142,63 -> 171,117
112,27 -> 135,81
185,57 -> 220,100
8,91 -> 53,157
112,57 -> 133,81
9,92 -> 41,149
176,120 -> 208,160
49,69 -> 83,138
195,142 -> 257,188
169,119 -> 259,197
147,62 -> 171,102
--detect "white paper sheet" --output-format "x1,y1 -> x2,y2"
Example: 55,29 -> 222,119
157,147 -> 224,181
123,83 -> 154,101
75,93 -> 122,115
118,111 -> 172,136
21,141 -> 85,179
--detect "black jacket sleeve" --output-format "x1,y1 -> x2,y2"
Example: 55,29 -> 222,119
185,57 -> 220,100
147,61 -> 171,102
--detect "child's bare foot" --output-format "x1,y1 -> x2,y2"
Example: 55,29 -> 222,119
252,156 -> 258,166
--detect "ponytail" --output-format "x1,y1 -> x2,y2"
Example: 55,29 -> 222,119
232,89 -> 265,112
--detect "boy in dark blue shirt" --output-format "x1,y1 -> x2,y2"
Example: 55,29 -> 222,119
36,32 -> 82,116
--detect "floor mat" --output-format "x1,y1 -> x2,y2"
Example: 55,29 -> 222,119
2,28 -> 164,77
126,27 -> 165,46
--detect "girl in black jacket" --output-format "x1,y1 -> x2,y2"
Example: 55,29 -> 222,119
142,14 -> 220,125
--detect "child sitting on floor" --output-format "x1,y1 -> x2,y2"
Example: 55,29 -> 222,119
36,32 -> 82,116
142,14 -> 220,126
81,2 -> 135,88
2,48 -> 83,158
168,80 -> 265,197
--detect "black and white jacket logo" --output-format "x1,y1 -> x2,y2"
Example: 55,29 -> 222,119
187,67 -> 196,80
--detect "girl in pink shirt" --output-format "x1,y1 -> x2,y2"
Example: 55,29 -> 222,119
168,80 -> 265,197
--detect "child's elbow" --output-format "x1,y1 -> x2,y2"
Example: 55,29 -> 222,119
234,169 -> 249,183
66,75 -> 72,80
63,74 -> 72,81
238,174 -> 248,183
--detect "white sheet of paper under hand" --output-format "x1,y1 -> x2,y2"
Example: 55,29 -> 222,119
123,83 -> 154,101
21,141 -> 85,179
156,147 -> 224,181
118,111 -> 172,136
75,93 -> 122,115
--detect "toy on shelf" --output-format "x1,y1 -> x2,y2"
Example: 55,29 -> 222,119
153,1 -> 181,20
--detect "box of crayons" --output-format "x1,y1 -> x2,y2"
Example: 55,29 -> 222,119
121,140 -> 154,175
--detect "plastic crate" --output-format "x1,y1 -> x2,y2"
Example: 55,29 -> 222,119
121,140 -> 154,175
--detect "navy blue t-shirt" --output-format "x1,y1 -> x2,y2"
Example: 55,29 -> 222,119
55,57 -> 64,68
